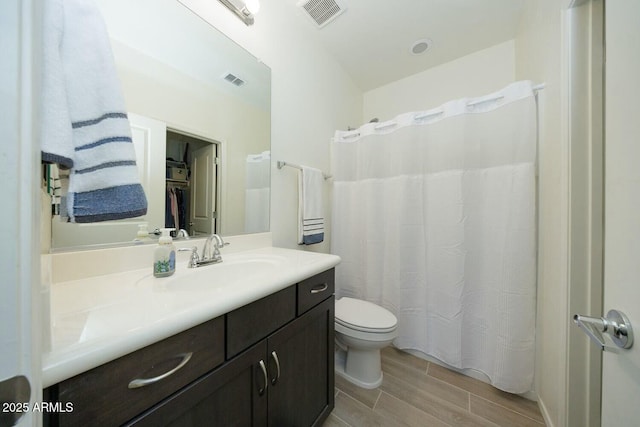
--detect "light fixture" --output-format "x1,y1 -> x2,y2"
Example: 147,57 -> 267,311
218,0 -> 260,26
244,0 -> 260,14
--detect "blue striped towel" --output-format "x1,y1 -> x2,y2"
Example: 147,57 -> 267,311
41,0 -> 147,223
298,166 -> 324,245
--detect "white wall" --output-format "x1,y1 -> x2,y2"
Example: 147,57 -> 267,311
178,0 -> 363,253
515,1 -> 569,426
362,40 -> 516,123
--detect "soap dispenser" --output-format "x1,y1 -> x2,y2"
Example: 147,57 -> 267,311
133,222 -> 152,244
154,228 -> 176,277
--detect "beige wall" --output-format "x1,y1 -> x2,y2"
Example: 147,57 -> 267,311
177,0 -> 363,253
363,40 -> 516,122
110,41 -> 270,236
515,1 -> 569,426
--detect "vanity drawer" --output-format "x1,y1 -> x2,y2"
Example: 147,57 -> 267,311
297,268 -> 335,315
226,285 -> 296,359
53,316 -> 224,427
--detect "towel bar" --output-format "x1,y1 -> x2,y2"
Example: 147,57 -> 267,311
277,161 -> 332,180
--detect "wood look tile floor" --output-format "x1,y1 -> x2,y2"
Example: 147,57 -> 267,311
323,347 -> 545,427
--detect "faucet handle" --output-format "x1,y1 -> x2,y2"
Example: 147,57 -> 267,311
178,246 -> 199,268
210,235 -> 229,261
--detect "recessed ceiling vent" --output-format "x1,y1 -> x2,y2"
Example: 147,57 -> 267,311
222,72 -> 245,87
297,0 -> 347,28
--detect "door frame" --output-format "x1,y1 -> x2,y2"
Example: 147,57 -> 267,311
167,127 -> 222,235
564,0 -> 605,426
0,0 -> 42,424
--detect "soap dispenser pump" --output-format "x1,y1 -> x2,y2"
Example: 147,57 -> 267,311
154,228 -> 176,277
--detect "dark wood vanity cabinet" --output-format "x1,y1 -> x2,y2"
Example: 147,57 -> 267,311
267,298 -> 334,427
45,269 -> 335,427
45,317 -> 226,427
127,340 -> 269,426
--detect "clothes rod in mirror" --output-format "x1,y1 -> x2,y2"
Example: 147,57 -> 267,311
277,161 -> 332,180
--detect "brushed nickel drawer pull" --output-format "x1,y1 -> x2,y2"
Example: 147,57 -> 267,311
270,351 -> 281,385
258,360 -> 268,396
310,283 -> 328,294
128,352 -> 193,389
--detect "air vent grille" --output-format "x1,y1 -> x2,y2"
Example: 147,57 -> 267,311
222,73 -> 245,87
298,0 -> 347,28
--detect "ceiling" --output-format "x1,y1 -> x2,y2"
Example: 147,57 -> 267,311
286,0 -> 526,92
99,0 -> 526,106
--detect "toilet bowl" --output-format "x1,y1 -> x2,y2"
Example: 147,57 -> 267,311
334,297 -> 398,389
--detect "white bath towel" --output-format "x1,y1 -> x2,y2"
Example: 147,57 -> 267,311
41,0 -> 147,223
298,166 -> 324,245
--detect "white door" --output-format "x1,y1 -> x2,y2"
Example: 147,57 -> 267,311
190,144 -> 217,236
0,0 -> 40,425
601,0 -> 640,424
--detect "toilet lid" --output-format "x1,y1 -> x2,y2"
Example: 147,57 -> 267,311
335,297 -> 397,333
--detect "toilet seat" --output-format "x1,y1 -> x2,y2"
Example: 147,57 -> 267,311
335,297 -> 397,334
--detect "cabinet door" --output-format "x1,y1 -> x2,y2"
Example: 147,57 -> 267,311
128,341 -> 268,427
267,297 -> 334,427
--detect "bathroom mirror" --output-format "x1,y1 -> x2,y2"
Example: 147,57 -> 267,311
50,0 -> 271,250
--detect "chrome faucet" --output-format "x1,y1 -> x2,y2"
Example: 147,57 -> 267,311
176,229 -> 190,239
201,234 -> 227,263
179,234 -> 228,268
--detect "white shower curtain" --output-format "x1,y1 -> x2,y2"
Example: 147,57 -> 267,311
331,81 -> 537,393
245,151 -> 270,233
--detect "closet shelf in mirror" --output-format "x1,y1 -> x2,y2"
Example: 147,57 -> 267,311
167,179 -> 190,187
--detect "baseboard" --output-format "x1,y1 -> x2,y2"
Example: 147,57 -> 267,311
537,396 -> 555,427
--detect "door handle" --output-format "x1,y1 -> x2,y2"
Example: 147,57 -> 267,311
128,352 -> 193,389
573,309 -> 634,350
257,360 -> 268,396
270,351 -> 281,385
0,375 -> 31,427
310,283 -> 328,294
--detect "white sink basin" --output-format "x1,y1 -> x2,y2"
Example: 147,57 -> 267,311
151,253 -> 289,292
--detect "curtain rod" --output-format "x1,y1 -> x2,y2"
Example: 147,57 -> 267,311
344,82 -> 547,134
467,82 -> 546,107
277,161 -> 332,180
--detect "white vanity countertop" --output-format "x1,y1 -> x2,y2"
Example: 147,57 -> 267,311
42,246 -> 340,388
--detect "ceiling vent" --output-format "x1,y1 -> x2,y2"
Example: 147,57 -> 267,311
297,0 -> 347,28
222,72 -> 245,87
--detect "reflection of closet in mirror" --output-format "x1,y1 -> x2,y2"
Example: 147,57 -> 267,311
165,130 -> 219,238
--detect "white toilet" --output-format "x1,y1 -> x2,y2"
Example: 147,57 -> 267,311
334,297 -> 398,389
